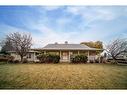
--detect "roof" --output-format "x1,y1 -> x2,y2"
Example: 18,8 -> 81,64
8,50 -> 39,53
42,44 -> 102,51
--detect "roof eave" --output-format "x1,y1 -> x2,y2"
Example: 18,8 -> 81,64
41,48 -> 103,51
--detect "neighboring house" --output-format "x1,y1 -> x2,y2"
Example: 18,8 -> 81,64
107,52 -> 127,59
9,42 -> 103,62
8,50 -> 39,62
106,52 -> 127,64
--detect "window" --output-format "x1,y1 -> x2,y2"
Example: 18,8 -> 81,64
27,53 -> 31,58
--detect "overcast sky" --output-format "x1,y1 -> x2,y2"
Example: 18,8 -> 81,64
0,6 -> 127,48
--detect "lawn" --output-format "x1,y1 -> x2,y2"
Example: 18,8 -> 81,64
0,63 -> 127,89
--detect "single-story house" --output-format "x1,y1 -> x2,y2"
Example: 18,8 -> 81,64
9,41 -> 103,62
8,50 -> 39,62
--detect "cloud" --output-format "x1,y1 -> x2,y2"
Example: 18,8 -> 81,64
0,23 -> 30,36
66,6 -> 121,23
41,6 -> 61,11
26,6 -> 127,48
1,6 -> 127,48
31,25 -> 75,47
56,17 -> 71,27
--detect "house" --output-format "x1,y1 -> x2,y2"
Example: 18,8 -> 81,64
8,50 -> 39,62
9,41 -> 103,62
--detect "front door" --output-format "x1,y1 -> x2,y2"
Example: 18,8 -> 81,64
61,51 -> 69,61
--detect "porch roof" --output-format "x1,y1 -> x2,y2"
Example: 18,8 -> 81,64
41,44 -> 103,51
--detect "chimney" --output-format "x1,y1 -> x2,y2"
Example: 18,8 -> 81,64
55,42 -> 58,44
65,41 -> 68,44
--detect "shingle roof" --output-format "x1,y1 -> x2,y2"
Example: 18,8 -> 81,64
42,44 -> 102,50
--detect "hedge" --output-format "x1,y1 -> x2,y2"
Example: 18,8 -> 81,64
70,54 -> 88,63
37,54 -> 60,63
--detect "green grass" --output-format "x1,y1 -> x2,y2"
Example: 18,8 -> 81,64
0,63 -> 127,89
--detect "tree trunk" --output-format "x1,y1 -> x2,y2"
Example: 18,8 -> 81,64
112,56 -> 118,64
20,55 -> 23,63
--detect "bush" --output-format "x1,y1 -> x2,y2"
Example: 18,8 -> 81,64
23,58 -> 28,63
37,54 -> 60,63
37,54 -> 46,63
70,54 -> 88,63
45,54 -> 53,63
14,60 -> 20,63
89,60 -> 94,63
52,55 -> 60,63
95,58 -> 99,63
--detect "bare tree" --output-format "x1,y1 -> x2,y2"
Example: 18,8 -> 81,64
6,32 -> 32,62
106,38 -> 127,63
0,37 -> 14,53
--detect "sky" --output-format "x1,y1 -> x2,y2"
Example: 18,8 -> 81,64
0,6 -> 127,48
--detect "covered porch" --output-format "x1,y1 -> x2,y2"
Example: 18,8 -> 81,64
43,50 -> 100,62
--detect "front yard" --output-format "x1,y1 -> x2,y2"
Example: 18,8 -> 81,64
0,63 -> 127,89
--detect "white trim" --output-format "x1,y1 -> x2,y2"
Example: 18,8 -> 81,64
69,51 -> 71,62
87,51 -> 90,63
78,51 -> 79,55
60,51 -> 61,59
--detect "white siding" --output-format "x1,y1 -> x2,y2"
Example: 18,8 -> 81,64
10,52 -> 39,62
11,53 -> 21,61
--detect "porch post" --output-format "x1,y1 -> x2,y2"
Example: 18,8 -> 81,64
99,54 -> 100,63
33,52 -> 35,62
60,51 -> 61,60
69,51 -> 70,62
87,51 -> 90,63
44,51 -> 46,54
78,50 -> 79,55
